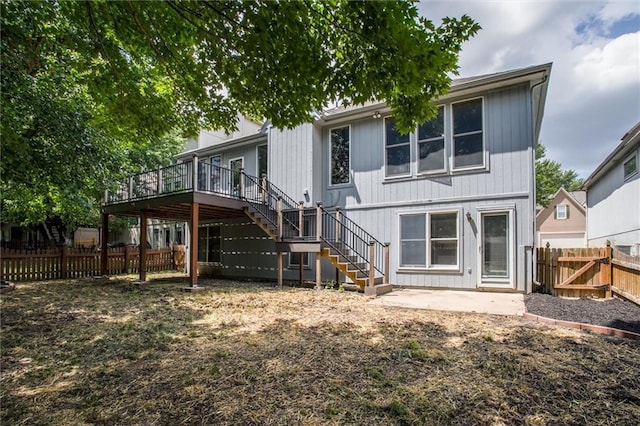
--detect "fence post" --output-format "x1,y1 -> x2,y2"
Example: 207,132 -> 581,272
384,242 -> 390,284
316,202 -> 322,241
604,240 -> 613,298
60,245 -> 68,279
277,197 -> 283,241
368,241 -> 375,288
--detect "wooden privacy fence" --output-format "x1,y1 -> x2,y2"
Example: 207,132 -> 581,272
1,246 -> 176,282
536,245 -> 640,302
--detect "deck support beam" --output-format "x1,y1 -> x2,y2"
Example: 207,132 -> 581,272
189,202 -> 199,287
277,252 -> 283,288
139,211 -> 148,282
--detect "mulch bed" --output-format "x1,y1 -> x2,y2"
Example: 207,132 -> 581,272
525,293 -> 640,334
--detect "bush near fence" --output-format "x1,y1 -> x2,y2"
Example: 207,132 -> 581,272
1,246 -> 175,282
536,245 -> 640,303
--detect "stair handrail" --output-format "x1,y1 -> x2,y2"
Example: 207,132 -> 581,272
318,205 -> 385,277
241,172 -> 301,239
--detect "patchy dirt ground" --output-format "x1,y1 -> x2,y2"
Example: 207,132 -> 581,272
525,293 -> 640,334
2,274 -> 639,425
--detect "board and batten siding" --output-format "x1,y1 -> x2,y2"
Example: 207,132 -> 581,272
268,124 -> 316,206
322,85 -> 534,209
341,197 -> 532,291
319,85 -> 536,291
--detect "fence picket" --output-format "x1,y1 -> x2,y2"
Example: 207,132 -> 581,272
0,247 -> 175,282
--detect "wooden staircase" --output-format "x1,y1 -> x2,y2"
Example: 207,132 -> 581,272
241,180 -> 391,295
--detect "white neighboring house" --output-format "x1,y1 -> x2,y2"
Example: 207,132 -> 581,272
582,121 -> 640,255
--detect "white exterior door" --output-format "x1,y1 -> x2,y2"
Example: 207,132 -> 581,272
229,157 -> 243,196
478,208 -> 515,289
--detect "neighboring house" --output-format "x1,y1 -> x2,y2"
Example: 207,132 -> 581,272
582,121 -> 640,255
103,63 -> 552,294
536,188 -> 586,248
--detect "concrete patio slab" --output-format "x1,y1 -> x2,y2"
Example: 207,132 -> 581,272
369,288 -> 525,316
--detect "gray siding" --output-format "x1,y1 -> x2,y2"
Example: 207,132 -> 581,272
268,124 -> 316,206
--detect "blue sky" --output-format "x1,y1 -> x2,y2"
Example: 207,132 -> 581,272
419,0 -> 640,179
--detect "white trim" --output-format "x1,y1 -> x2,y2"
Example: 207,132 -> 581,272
328,124 -> 352,187
623,153 -> 638,181
384,116 -> 412,178
397,208 -> 462,273
451,96 -> 486,172
256,143 -> 268,178
477,207 -> 516,289
416,105 -> 448,175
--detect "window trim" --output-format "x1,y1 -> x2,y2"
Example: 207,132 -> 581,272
623,153 -> 638,180
397,209 -> 462,272
256,143 -> 268,179
555,204 -> 568,220
451,96 -> 486,172
287,252 -> 311,269
417,105 -> 447,176
328,124 -> 352,187
384,116 -> 412,179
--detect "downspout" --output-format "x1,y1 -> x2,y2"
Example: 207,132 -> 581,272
528,73 -> 549,292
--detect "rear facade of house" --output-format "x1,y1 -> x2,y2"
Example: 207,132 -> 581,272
176,63 -> 551,293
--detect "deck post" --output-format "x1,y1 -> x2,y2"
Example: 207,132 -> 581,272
157,167 -> 163,195
335,208 -> 341,244
128,176 -> 134,201
192,154 -> 199,191
368,241 -> 375,288
139,211 -> 148,282
189,202 -> 199,287
384,243 -> 390,284
316,252 -> 322,291
239,168 -> 245,199
261,174 -> 267,204
100,213 -> 109,275
298,202 -> 304,237
277,197 -> 283,240
316,202 -> 322,241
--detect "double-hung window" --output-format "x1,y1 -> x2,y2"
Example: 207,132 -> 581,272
418,106 -> 446,174
452,98 -> 484,170
330,126 -> 350,185
385,117 -> 411,177
624,154 -> 637,180
399,211 -> 460,270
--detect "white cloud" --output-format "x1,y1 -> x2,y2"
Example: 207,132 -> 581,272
419,0 -> 640,178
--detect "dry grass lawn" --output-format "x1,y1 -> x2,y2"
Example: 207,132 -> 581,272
2,273 -> 639,425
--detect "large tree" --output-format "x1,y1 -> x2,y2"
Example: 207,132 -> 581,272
535,143 -> 583,208
1,1 -> 479,229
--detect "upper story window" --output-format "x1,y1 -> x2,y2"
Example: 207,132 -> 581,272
555,204 -> 568,220
452,98 -> 484,170
330,125 -> 350,185
385,117 -> 411,177
418,106 -> 446,174
624,154 -> 637,180
384,97 -> 485,179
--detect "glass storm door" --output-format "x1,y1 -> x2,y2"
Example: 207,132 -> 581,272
479,211 -> 513,288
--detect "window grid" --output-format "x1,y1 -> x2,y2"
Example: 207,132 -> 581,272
399,211 -> 459,270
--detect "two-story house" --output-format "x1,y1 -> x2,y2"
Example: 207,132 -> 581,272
582,121 -> 640,255
102,63 -> 552,294
536,188 -> 587,248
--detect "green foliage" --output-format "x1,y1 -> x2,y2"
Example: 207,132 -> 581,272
535,143 -> 583,208
1,0 -> 479,228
